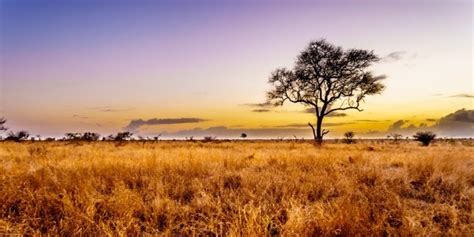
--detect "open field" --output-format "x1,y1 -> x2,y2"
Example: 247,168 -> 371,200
0,141 -> 473,236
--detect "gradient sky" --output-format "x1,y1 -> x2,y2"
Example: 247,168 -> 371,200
0,0 -> 472,138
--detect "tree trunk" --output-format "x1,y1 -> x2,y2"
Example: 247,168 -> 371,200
308,116 -> 324,145
315,116 -> 323,144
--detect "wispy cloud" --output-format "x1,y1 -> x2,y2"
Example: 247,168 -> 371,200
124,118 -> 207,132
449,93 -> 474,98
72,114 -> 89,119
381,51 -> 407,62
276,122 -> 353,128
252,109 -> 271,113
302,108 -> 347,117
89,106 -> 134,112
242,102 -> 274,112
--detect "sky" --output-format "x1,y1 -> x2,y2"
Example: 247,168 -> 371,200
0,0 -> 472,138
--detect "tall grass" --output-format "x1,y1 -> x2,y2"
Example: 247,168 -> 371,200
0,141 -> 473,235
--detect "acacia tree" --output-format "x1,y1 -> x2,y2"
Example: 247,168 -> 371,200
267,39 -> 385,143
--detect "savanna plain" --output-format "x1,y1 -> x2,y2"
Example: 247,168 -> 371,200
0,140 -> 473,236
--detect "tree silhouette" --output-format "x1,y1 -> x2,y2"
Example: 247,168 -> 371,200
0,117 -> 7,132
343,131 -> 355,144
6,130 -> 29,142
413,131 -> 436,146
267,39 -> 385,143
114,132 -> 133,141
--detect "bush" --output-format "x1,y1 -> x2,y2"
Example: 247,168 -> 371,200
5,130 -> 30,142
343,131 -> 355,144
203,136 -> 216,142
413,131 -> 436,146
114,132 -> 133,141
389,133 -> 403,143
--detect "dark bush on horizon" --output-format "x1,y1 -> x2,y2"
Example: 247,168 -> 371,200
5,130 -> 30,142
114,132 -> 133,141
413,131 -> 436,146
65,132 -> 101,141
343,131 -> 355,144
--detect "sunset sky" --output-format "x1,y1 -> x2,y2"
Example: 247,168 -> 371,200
1,0 -> 472,138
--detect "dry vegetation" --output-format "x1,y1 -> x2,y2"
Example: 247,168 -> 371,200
0,140 -> 473,236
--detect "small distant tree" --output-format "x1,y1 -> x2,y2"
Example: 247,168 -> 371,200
389,133 -> 403,143
6,130 -> 30,142
114,132 -> 133,141
240,133 -> 247,139
153,134 -> 162,141
81,132 -> 100,141
343,131 -> 355,144
203,136 -> 216,142
413,131 -> 436,146
65,133 -> 82,140
0,117 -> 7,132
266,39 -> 385,144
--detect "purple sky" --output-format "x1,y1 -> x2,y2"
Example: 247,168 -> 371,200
0,0 -> 472,138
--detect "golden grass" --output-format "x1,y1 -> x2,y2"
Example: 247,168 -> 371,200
0,140 -> 473,236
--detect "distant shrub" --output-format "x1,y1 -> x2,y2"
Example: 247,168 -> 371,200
389,133 -> 403,143
5,130 -> 30,142
413,131 -> 436,146
0,117 -> 7,132
82,132 -> 100,141
65,132 -> 100,141
343,131 -> 355,144
114,132 -> 133,141
240,133 -> 247,139
203,136 -> 216,142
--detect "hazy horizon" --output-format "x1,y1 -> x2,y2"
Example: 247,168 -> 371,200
1,0 -> 472,138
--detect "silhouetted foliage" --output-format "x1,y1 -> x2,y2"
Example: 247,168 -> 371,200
0,117 -> 7,132
388,133 -> 403,143
82,132 -> 101,141
413,131 -> 436,146
154,134 -> 162,141
267,39 -> 385,144
65,133 -> 82,140
240,133 -> 247,139
114,132 -> 133,141
203,136 -> 216,142
343,131 -> 355,144
6,130 -> 30,142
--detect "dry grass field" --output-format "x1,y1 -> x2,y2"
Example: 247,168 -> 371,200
0,140 -> 473,236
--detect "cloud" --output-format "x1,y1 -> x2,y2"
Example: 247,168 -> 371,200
449,93 -> 474,98
386,109 -> 473,137
426,118 -> 437,122
252,109 -> 271,113
435,109 -> 474,136
276,122 -> 353,128
124,118 -> 207,132
242,102 -> 275,112
382,51 -> 407,62
355,119 -> 388,122
72,114 -> 89,119
89,106 -> 133,112
387,120 -> 408,131
242,102 -> 273,108
303,108 -> 347,117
